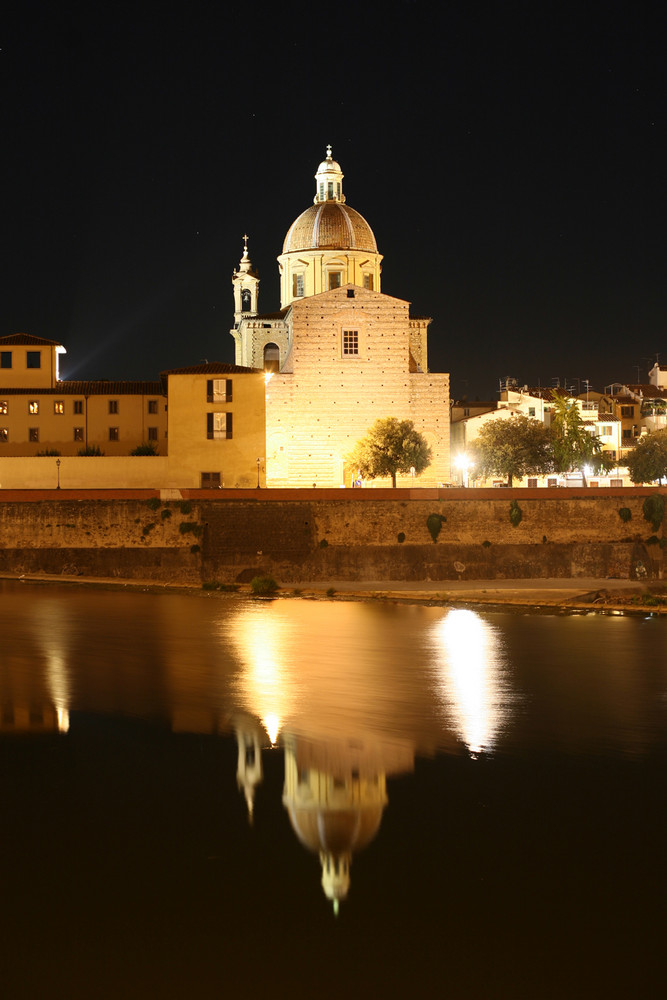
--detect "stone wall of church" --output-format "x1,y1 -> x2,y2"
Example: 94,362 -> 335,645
265,287 -> 450,488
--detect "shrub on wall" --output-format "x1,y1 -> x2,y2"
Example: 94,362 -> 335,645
146,497 -> 161,511
509,500 -> 523,527
642,494 -> 665,532
618,507 -> 632,522
77,445 -> 104,456
426,513 -> 446,543
397,532 -> 406,544
251,575 -> 278,595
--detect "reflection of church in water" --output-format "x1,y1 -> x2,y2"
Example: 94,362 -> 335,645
234,713 -> 413,913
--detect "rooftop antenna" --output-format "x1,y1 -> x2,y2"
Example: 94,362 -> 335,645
583,379 -> 591,402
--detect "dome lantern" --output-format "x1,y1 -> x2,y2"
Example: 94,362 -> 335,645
314,145 -> 345,204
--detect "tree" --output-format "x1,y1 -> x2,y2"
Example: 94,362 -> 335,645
549,392 -> 604,487
347,418 -> 432,487
625,429 -> 667,484
468,414 -> 553,486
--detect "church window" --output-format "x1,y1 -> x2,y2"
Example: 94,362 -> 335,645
363,274 -> 374,290
319,182 -> 324,201
54,401 -> 64,414
328,272 -> 342,290
207,379 -> 232,402
342,330 -> 359,356
207,412 -> 233,440
327,181 -> 334,199
337,182 -> 341,200
292,273 -> 304,297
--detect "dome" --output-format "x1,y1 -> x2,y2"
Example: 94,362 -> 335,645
283,202 -> 378,254
286,804 -> 384,855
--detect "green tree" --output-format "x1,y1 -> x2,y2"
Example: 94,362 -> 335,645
625,429 -> 667,484
347,417 -> 432,488
549,392 -> 604,487
468,414 -> 553,486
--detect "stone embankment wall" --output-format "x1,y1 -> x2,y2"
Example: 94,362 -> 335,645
0,488 -> 664,583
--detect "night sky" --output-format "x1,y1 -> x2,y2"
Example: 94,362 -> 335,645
3,2 -> 666,400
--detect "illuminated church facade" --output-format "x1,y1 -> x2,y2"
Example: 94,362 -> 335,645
230,148 -> 450,488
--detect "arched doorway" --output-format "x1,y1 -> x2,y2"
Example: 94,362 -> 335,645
263,343 -> 280,373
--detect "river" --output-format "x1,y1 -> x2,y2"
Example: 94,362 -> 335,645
0,580 -> 664,999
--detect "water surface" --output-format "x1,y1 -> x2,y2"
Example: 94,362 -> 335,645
0,582 -> 664,998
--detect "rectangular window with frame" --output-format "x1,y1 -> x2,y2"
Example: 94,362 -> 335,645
207,412 -> 233,440
206,379 -> 232,403
201,472 -> 222,488
108,400 -> 119,414
620,406 -> 634,417
109,427 -> 119,441
74,400 -> 84,414
528,406 -> 536,417
527,478 -> 538,488
0,401 -> 7,415
600,425 -> 613,436
363,274 -> 374,291
29,400 -> 39,414
73,428 -> 84,442
328,272 -> 342,290
26,351 -> 41,369
148,400 -> 158,414
147,426 -> 158,441
0,428 -> 8,442
610,478 -> 623,487
342,330 -> 359,356
0,352 -> 11,369
54,401 -> 65,414
29,428 -> 39,442
292,274 -> 304,297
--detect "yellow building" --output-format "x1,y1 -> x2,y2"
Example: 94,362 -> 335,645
230,147 -> 450,487
0,334 -> 266,489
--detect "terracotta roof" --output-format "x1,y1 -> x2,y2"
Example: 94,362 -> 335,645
161,362 -> 262,375
0,381 -> 164,395
283,202 -> 377,253
0,333 -> 63,346
626,384 -> 667,398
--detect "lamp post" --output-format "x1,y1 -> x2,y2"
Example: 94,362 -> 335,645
56,458 -> 61,490
456,454 -> 471,488
256,457 -> 264,489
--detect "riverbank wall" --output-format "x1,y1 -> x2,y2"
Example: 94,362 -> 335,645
0,487 -> 664,584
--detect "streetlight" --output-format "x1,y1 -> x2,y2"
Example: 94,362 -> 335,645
455,454 -> 471,488
56,458 -> 61,490
256,457 -> 264,489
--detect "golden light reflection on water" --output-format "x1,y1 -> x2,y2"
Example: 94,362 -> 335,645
432,608 -> 513,755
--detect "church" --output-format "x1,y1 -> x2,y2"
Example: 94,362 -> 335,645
230,147 -> 450,488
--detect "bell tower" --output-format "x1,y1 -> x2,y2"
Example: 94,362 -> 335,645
231,236 -> 259,325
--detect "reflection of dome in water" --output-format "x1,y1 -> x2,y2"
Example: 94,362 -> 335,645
282,736 -> 388,911
287,804 -> 384,855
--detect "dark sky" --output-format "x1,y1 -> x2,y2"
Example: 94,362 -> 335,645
3,1 -> 666,399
